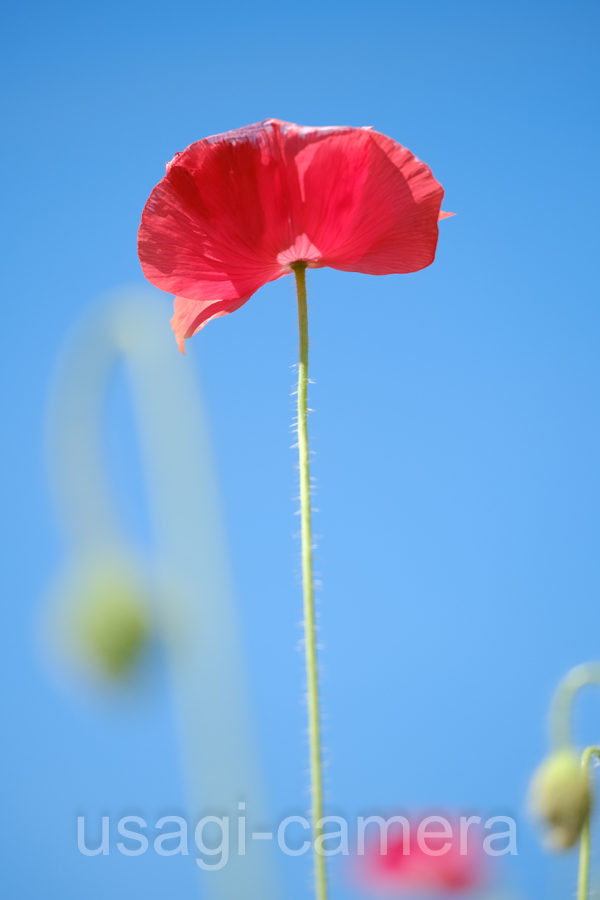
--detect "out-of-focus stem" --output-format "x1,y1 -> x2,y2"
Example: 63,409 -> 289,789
550,663 -> 600,750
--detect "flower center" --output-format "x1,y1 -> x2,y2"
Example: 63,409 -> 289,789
277,234 -> 322,269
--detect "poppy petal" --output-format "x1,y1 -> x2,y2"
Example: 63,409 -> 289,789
294,127 -> 444,275
138,119 -> 450,342
171,293 -> 253,352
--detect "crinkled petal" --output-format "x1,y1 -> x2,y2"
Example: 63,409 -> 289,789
137,119 -> 450,342
171,293 -> 253,352
288,127 -> 445,274
138,120 -> 354,302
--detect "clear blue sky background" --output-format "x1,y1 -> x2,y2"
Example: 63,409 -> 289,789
1,1 -> 600,898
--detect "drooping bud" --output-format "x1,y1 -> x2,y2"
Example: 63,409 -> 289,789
528,749 -> 591,850
73,573 -> 151,679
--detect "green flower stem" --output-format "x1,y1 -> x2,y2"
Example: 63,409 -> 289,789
293,262 -> 327,900
577,745 -> 600,900
550,664 -> 600,750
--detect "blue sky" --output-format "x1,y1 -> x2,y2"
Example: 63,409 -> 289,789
2,1 -> 600,898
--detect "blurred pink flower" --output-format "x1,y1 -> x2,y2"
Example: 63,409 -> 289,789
138,119 -> 452,350
355,821 -> 487,895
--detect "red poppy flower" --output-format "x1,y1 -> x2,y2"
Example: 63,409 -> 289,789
355,822 -> 487,895
138,119 -> 452,350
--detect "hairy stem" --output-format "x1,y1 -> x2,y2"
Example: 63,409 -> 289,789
577,745 -> 600,900
293,262 -> 327,900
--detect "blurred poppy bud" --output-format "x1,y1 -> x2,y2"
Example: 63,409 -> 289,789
529,749 -> 591,850
72,572 -> 151,679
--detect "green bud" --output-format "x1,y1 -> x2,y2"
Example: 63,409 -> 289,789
74,576 -> 150,679
529,749 -> 591,850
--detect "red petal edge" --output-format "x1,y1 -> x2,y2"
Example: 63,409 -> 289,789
171,294 -> 253,353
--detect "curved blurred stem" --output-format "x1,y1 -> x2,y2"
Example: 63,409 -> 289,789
577,746 -> 600,900
550,664 -> 600,750
293,262 -> 327,900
